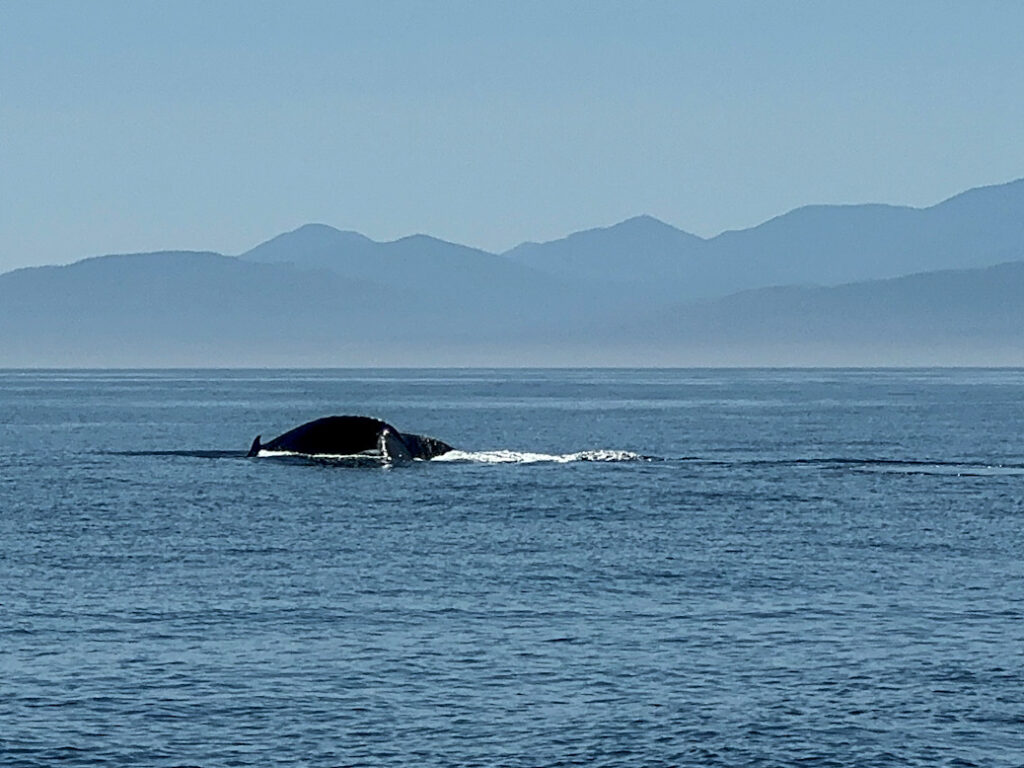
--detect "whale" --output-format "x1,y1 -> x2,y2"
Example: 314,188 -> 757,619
247,415 -> 453,461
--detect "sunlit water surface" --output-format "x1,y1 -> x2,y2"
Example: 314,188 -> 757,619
2,369 -> 1022,767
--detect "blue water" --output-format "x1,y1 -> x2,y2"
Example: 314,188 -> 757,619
2,369 -> 1023,767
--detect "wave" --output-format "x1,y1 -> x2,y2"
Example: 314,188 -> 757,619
255,449 -> 388,466
841,460 -> 1024,477
101,449 -> 246,459
711,456 -> 1024,476
256,449 -> 374,459
101,450 -> 1021,475
106,447 -> 649,465
432,449 -> 647,464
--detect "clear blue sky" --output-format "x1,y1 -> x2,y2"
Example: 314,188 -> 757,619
2,0 -> 1023,270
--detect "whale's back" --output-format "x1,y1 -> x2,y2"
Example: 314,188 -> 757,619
259,415 -> 392,456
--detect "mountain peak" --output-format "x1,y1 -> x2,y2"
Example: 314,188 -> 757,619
274,222 -> 372,246
291,222 -> 342,235
240,223 -> 373,262
618,213 -> 669,227
607,214 -> 703,240
504,214 -> 701,256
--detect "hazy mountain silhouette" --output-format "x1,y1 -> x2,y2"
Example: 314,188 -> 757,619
2,177 -> 1024,365
241,223 -> 563,312
0,248 -> 576,366
504,215 -> 705,299
0,252 -> 394,366
506,178 -> 1024,301
602,261 -> 1024,366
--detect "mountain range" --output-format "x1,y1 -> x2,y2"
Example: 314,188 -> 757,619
2,178 -> 1024,366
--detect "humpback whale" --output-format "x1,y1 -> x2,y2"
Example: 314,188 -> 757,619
247,415 -> 453,461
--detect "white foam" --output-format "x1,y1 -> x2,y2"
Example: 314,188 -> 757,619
256,448 -> 644,464
432,449 -> 643,464
256,449 -> 381,459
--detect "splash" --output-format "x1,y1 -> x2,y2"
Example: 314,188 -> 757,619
432,449 -> 645,464
260,449 -> 344,458
252,447 -> 648,465
256,449 -> 383,461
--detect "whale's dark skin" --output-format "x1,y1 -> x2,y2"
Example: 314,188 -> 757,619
247,415 -> 453,461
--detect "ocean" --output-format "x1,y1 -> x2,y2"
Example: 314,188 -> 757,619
2,368 -> 1022,767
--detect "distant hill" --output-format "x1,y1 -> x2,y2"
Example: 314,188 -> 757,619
0,252 -> 392,366
504,215 -> 705,299
505,178 -> 1024,301
240,223 -> 565,313
0,249 -> 578,366
3,251 -> 1023,366
589,261 -> 1024,366
2,177 -> 1024,366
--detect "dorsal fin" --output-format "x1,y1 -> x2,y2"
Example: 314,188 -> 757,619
379,428 -> 412,463
247,435 -> 262,457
